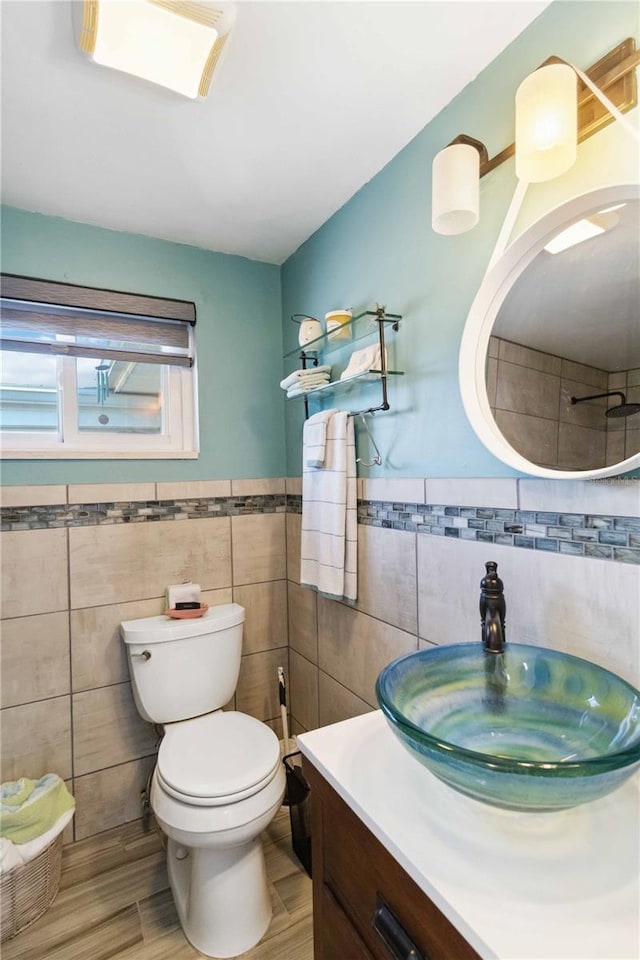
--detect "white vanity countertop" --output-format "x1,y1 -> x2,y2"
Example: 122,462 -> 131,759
297,710 -> 640,960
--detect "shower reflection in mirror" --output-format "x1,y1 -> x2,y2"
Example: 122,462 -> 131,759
484,197 -> 640,473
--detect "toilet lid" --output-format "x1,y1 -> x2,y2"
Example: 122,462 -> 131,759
157,711 -> 281,802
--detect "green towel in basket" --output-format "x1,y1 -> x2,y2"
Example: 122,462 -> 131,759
0,774 -> 75,843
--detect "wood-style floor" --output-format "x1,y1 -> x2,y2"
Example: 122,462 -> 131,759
2,807 -> 313,960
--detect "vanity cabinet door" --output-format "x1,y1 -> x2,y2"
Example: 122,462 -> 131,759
318,883 -> 375,960
305,759 -> 481,960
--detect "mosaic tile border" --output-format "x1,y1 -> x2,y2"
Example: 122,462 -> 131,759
287,496 -> 640,565
0,494 -> 286,531
2,492 -> 639,564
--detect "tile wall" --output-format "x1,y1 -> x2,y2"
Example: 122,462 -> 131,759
0,480 -> 288,841
486,337 -> 640,470
285,476 -> 640,737
2,474 -> 639,842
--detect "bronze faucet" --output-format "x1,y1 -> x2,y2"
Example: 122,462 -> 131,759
480,561 -> 506,653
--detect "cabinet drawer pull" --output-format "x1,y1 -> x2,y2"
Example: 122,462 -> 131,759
372,895 -> 428,960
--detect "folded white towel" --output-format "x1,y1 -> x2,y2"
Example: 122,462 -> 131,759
340,344 -> 385,381
303,409 -> 338,468
280,365 -> 332,391
287,378 -> 330,398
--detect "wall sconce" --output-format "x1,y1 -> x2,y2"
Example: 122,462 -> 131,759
73,0 -> 236,100
432,38 -> 640,235
515,62 -> 577,182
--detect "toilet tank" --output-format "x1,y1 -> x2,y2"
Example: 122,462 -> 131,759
120,603 -> 245,723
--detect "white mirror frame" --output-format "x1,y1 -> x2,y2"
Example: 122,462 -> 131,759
459,182 -> 640,480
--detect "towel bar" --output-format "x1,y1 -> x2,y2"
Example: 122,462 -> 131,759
354,413 -> 382,467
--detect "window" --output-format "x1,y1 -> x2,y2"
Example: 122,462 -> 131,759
0,275 -> 198,458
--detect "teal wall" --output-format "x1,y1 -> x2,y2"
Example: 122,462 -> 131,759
0,207 -> 285,484
281,0 -> 640,478
2,2 -> 638,486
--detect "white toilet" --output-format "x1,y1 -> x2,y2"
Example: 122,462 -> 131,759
120,603 -> 286,959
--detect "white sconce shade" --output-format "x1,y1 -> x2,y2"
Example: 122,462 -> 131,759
515,63 -> 577,183
73,0 -> 236,99
432,143 -> 480,235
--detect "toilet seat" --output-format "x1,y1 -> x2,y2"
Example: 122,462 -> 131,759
157,711 -> 281,807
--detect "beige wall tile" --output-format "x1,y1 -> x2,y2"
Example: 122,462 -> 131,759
431,478 -> 518,509
231,478 -> 286,496
69,517 -> 231,608
518,478 -> 640,518
1,612 -> 70,708
232,513 -> 286,586
558,422 -> 606,470
0,485 -> 67,507
495,361 -> 560,420
356,525 -> 417,633
360,478 -> 425,504
71,598 -> 165,693
286,514 -> 302,584
288,582 -> 317,664
497,338 -> 561,376
486,357 -> 497,408
236,647 -> 288,723
289,650 -> 318,732
561,358 -> 608,391
1,695 -> 72,781
318,671 -> 372,728
606,430 -> 627,466
494,409 -> 558,467
286,477 -> 302,497
1,528 -> 68,619
233,580 -> 287,654
200,587 -> 234,606
560,380 -> 608,429
68,483 -> 156,504
73,756 -> 156,840
156,480 -> 231,500
72,683 -> 158,776
625,429 -> 640,460
318,598 -> 416,706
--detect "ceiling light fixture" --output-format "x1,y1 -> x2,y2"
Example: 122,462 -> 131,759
431,38 -> 640,235
73,0 -> 236,99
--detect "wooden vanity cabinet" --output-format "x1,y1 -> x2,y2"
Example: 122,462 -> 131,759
303,759 -> 481,960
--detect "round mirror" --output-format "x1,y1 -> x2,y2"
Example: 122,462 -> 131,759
460,183 -> 640,479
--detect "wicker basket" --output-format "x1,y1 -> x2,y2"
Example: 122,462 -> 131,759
0,832 -> 63,943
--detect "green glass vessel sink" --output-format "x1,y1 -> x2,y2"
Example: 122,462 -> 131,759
376,644 -> 640,812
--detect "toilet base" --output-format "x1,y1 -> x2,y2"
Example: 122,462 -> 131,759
167,835 -> 272,959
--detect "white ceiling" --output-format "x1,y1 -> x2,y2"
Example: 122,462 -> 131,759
1,1 -> 550,265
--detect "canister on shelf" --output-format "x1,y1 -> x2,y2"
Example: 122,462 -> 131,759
325,309 -> 352,341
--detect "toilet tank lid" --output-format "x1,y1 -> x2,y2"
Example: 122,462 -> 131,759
120,602 -> 245,645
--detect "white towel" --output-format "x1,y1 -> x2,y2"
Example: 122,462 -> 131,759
0,837 -> 25,874
303,408 -> 338,468
16,808 -> 74,864
300,410 -> 357,601
287,378 -> 330,398
340,344 -> 385,381
0,808 -> 75,874
280,365 -> 332,391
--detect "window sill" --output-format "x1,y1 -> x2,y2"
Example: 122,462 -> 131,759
1,449 -> 199,460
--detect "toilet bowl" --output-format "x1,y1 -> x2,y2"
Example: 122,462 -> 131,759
152,712 -> 285,958
120,604 -> 286,959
